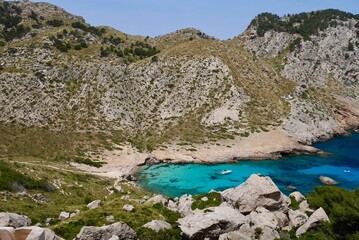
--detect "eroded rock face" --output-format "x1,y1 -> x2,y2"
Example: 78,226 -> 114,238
74,222 -> 137,240
296,207 -> 330,237
178,203 -> 247,239
0,212 -> 32,228
221,174 -> 290,214
143,220 -> 171,232
248,207 -> 279,230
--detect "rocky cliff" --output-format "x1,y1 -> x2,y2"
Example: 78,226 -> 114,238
1,2 -> 359,156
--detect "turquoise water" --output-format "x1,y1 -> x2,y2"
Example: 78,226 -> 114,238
137,133 -> 359,198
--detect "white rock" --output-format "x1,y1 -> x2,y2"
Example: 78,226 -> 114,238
201,197 -> 209,202
260,226 -> 280,240
106,215 -> 115,223
16,227 -> 46,240
219,223 -> 254,240
143,220 -> 171,232
0,227 -> 15,240
0,212 -> 32,228
166,200 -> 178,212
74,222 -> 136,240
58,212 -> 70,221
122,204 -> 135,212
221,174 -> 290,214
319,176 -> 337,185
299,200 -> 314,213
87,200 -> 102,209
249,207 -> 279,230
146,195 -> 168,206
108,236 -> 119,240
288,209 -> 309,227
177,194 -> 194,216
289,191 -> 306,202
178,203 -> 247,239
115,186 -> 124,193
296,207 -> 330,237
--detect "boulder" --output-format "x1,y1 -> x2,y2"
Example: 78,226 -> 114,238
15,227 -> 45,240
248,207 -> 279,230
143,220 -> 171,232
87,200 -> 102,209
219,223 -> 254,240
0,227 -> 15,240
296,207 -> 330,237
146,195 -> 168,206
201,197 -> 208,202
178,203 -> 247,239
0,213 -> 32,228
299,200 -> 314,213
106,215 -> 115,223
58,212 -> 70,221
289,191 -> 306,202
260,226 -> 280,240
221,174 -> 290,214
319,176 -> 337,185
177,194 -> 194,216
288,209 -> 308,227
44,228 -> 65,240
114,186 -> 124,193
166,200 -> 178,212
74,222 -> 137,240
122,205 -> 135,212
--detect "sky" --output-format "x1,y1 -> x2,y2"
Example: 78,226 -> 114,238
33,0 -> 359,40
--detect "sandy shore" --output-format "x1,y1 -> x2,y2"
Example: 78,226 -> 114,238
73,127 -> 322,178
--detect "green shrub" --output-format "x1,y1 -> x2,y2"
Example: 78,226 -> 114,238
46,19 -> 64,27
191,192 -> 222,210
0,161 -> 48,192
306,186 -> 359,239
74,157 -> 105,168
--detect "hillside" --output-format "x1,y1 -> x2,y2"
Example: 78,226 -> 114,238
0,2 -> 359,163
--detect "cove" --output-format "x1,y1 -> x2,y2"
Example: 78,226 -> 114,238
137,132 -> 359,198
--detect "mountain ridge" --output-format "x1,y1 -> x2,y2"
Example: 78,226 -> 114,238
1,1 -> 359,161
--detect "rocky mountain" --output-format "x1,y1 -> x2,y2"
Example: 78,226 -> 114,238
1,1 -> 359,157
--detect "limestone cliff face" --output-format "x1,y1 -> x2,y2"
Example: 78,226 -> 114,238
242,11 -> 359,143
0,2 -> 358,150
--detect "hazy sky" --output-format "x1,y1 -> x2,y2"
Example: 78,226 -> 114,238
34,0 -> 358,39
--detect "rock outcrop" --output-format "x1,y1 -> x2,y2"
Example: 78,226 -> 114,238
0,212 -> 32,228
221,174 -> 290,214
296,207 -> 330,237
319,176 -> 338,185
74,222 -> 137,240
0,226 -> 63,240
87,200 -> 102,209
178,203 -> 247,239
143,220 -> 171,232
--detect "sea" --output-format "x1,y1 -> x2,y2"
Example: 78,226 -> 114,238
137,132 -> 359,198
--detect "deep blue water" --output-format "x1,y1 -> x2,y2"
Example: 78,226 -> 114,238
137,133 -> 359,198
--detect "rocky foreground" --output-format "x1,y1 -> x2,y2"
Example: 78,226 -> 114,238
0,174 -> 330,240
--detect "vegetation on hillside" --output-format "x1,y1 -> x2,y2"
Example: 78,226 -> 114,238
249,9 -> 359,40
303,186 -> 359,240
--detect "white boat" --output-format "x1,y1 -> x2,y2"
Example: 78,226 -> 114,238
221,170 -> 232,175
344,170 -> 351,173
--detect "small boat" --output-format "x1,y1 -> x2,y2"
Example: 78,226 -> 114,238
344,170 -> 351,173
221,170 -> 232,175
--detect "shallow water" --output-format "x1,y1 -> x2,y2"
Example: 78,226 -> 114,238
137,133 -> 359,198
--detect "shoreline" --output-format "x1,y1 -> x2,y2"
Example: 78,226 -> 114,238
74,127 -> 329,178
